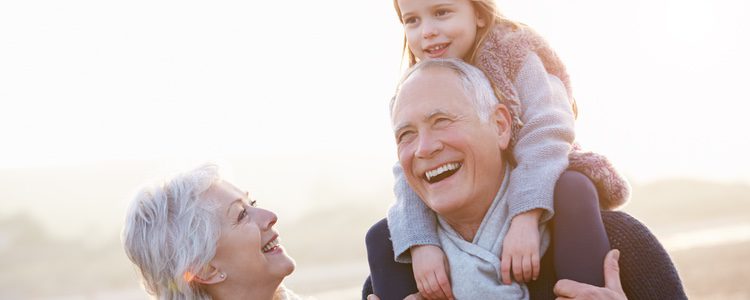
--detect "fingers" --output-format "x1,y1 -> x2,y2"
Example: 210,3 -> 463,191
367,294 -> 381,300
404,293 -> 424,300
419,272 -> 450,300
553,279 -> 582,298
603,249 -> 624,293
522,254 -> 532,282
532,252 -> 540,281
435,269 -> 453,299
512,254 -> 524,282
501,254 -> 512,284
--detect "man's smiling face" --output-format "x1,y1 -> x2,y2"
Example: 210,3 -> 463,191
391,66 -> 508,217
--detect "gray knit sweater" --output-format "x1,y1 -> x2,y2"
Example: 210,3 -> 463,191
437,166 -> 550,299
388,51 -> 574,262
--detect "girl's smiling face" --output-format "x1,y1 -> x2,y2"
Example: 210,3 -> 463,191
397,0 -> 486,61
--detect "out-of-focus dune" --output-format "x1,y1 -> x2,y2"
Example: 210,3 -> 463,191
1,163 -> 748,300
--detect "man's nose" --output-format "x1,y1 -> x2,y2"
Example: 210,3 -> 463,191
415,132 -> 443,158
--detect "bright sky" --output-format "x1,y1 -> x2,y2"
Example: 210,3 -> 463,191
2,0 -> 749,184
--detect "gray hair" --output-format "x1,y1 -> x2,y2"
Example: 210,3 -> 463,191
122,164 -> 221,300
390,58 -> 500,122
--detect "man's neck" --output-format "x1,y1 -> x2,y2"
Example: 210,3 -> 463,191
442,167 -> 508,241
442,195 -> 495,241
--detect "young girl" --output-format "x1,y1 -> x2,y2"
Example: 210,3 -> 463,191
366,0 -> 631,299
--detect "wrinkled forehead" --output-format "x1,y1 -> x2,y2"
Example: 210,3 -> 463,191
391,67 -> 471,120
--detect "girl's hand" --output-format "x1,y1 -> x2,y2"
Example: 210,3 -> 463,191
411,244 -> 454,300
501,208 -> 543,284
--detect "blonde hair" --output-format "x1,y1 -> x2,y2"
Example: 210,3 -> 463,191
393,0 -> 519,67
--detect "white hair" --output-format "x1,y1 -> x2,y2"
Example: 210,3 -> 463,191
122,164 -> 221,300
390,58 -> 500,122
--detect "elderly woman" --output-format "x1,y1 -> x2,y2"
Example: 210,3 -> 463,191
121,164 -> 301,300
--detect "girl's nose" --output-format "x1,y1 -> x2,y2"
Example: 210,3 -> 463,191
422,23 -> 438,39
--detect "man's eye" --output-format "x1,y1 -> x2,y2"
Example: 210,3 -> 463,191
397,131 -> 415,143
435,117 -> 452,126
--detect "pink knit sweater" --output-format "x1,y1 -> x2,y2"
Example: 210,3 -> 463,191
476,23 -> 630,210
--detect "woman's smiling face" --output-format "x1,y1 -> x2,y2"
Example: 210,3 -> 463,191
205,180 -> 295,288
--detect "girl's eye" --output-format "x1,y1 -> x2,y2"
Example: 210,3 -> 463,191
435,9 -> 451,17
403,16 -> 417,25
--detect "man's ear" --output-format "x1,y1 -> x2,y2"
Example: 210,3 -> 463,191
492,104 -> 513,149
189,265 -> 226,285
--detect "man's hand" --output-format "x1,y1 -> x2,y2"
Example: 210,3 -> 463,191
553,249 -> 627,299
501,209 -> 542,284
367,293 -> 424,300
411,244 -> 453,300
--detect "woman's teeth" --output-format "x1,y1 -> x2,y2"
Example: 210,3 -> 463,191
425,162 -> 461,183
262,238 -> 279,253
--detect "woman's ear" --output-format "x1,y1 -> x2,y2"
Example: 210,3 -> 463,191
492,104 -> 512,149
190,265 -> 226,285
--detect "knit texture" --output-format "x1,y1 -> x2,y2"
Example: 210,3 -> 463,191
363,211 -> 687,300
477,23 -> 630,210
527,211 -> 687,300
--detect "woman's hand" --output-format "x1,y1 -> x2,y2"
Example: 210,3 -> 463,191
411,244 -> 453,300
501,208 -> 542,284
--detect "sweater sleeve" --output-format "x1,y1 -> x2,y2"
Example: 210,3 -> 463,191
386,162 -> 441,263
506,52 -> 575,222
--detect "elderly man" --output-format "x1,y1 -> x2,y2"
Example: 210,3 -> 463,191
365,59 -> 685,300
390,58 -> 531,299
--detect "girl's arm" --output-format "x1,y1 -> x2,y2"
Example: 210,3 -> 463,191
387,163 -> 441,263
505,52 -> 575,222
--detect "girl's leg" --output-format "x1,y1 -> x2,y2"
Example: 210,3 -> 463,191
365,218 -> 418,300
552,170 -> 611,287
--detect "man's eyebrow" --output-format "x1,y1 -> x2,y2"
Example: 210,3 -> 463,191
426,109 -> 456,119
394,122 -> 412,134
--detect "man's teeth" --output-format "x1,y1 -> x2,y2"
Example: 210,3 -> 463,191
262,238 -> 279,252
425,162 -> 461,181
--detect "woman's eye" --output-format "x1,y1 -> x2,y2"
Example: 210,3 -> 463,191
237,208 -> 247,222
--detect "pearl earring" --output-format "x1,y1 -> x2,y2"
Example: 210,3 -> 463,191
220,273 -> 225,279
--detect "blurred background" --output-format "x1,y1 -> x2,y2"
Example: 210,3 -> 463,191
1,0 -> 749,299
